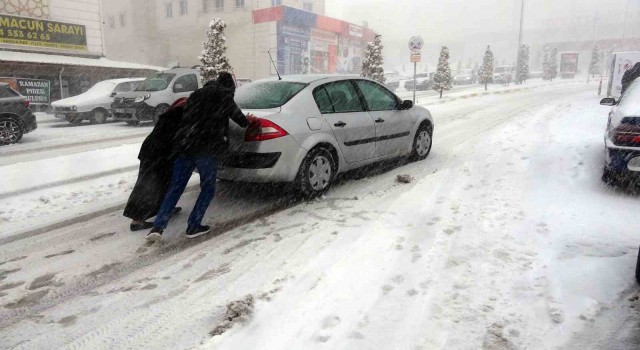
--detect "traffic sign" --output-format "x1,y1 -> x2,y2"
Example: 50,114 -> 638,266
409,36 -> 424,52
410,52 -> 422,63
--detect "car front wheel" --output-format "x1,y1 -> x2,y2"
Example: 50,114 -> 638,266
91,109 -> 108,124
297,147 -> 335,198
409,123 -> 433,162
0,117 -> 23,145
153,104 -> 169,124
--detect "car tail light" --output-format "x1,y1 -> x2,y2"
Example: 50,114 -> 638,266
245,118 -> 288,142
612,119 -> 640,147
22,99 -> 30,108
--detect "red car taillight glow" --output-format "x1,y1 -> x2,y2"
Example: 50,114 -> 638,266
245,118 -> 289,142
612,122 -> 640,147
22,99 -> 30,108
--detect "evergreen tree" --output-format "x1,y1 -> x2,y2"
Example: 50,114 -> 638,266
516,44 -> 530,84
361,34 -> 385,84
478,45 -> 494,90
589,44 -> 601,78
433,46 -> 453,98
542,46 -> 559,81
199,18 -> 232,82
549,47 -> 559,81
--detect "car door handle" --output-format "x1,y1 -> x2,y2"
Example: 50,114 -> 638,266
375,118 -> 385,123
334,121 -> 347,128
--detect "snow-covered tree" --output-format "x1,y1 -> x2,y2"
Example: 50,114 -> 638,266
589,44 -> 601,78
361,34 -> 385,84
543,47 -> 559,81
199,18 -> 232,83
478,45 -> 494,90
433,46 -> 453,98
516,44 -> 530,84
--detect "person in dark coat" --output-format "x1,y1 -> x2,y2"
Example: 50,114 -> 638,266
621,62 -> 640,96
146,72 -> 257,241
124,98 -> 187,231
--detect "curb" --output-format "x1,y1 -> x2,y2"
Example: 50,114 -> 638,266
420,82 -> 573,106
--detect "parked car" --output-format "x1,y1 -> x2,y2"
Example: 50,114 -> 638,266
111,68 -> 202,124
51,78 -> 144,124
384,71 -> 400,92
600,79 -> 640,186
0,83 -> 37,145
493,66 -> 515,84
218,75 -> 434,197
236,78 -> 252,87
454,69 -> 477,85
404,73 -> 432,91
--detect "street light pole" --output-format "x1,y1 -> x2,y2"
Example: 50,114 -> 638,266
622,0 -> 631,50
515,0 -> 525,84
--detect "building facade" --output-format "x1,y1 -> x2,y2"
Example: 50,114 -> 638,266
0,0 -> 160,106
102,0 -> 375,80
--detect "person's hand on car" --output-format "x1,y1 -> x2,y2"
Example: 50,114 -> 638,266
246,113 -> 259,125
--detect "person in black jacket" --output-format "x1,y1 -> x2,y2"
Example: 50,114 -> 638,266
123,98 -> 187,231
621,62 -> 640,96
147,72 -> 256,241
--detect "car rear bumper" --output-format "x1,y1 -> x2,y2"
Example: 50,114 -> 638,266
24,110 -> 37,133
218,137 -> 306,183
605,140 -> 640,173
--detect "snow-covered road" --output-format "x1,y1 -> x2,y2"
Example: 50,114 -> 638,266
2,83 -> 639,349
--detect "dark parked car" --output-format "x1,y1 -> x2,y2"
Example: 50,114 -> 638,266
0,83 -> 37,146
404,73 -> 432,91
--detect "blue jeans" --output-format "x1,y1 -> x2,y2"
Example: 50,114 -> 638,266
153,156 -> 218,231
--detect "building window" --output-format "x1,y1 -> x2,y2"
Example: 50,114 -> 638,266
303,1 -> 313,11
235,0 -> 244,9
179,0 -> 188,15
119,12 -> 126,27
166,3 -> 173,18
271,0 -> 281,5
215,0 -> 224,11
108,16 -> 115,29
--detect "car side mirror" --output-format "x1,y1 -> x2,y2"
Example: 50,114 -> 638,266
600,97 -> 617,106
399,100 -> 413,110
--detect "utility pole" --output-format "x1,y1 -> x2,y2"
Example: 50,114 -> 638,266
515,0 -> 525,84
588,10 -> 598,84
622,0 -> 631,50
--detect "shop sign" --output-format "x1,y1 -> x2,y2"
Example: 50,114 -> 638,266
0,77 -> 51,104
0,14 -> 87,51
349,24 -> 363,38
280,23 -> 310,38
311,28 -> 337,46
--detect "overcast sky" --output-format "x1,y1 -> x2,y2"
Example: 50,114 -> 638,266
325,0 -> 638,69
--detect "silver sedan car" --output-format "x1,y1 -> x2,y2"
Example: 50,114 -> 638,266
218,75 -> 434,196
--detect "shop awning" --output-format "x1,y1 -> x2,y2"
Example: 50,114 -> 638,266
0,50 -> 163,71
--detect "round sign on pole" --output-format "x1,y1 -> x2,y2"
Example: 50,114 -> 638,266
409,36 -> 424,52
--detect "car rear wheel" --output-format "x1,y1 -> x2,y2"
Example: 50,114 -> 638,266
409,123 -> 433,162
297,147 -> 335,198
91,109 -> 108,124
0,117 -> 23,145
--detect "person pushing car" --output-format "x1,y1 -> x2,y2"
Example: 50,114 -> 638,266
147,72 -> 257,241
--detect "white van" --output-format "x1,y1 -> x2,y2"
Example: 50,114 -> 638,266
51,78 -> 144,124
111,68 -> 203,124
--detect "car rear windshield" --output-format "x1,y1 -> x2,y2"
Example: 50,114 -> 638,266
235,81 -> 307,109
0,86 -> 19,98
136,73 -> 176,91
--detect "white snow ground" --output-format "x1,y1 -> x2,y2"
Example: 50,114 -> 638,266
1,83 -> 639,349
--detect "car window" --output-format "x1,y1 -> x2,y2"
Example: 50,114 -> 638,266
354,80 -> 398,111
136,73 -> 176,91
320,80 -> 365,113
313,87 -> 334,114
0,86 -> 18,98
235,81 -> 307,109
113,82 -> 131,92
173,74 -> 198,93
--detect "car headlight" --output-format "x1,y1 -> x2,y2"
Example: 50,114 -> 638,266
134,94 -> 151,103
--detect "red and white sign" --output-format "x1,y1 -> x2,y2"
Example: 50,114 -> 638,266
349,24 -> 363,38
410,52 -> 422,63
